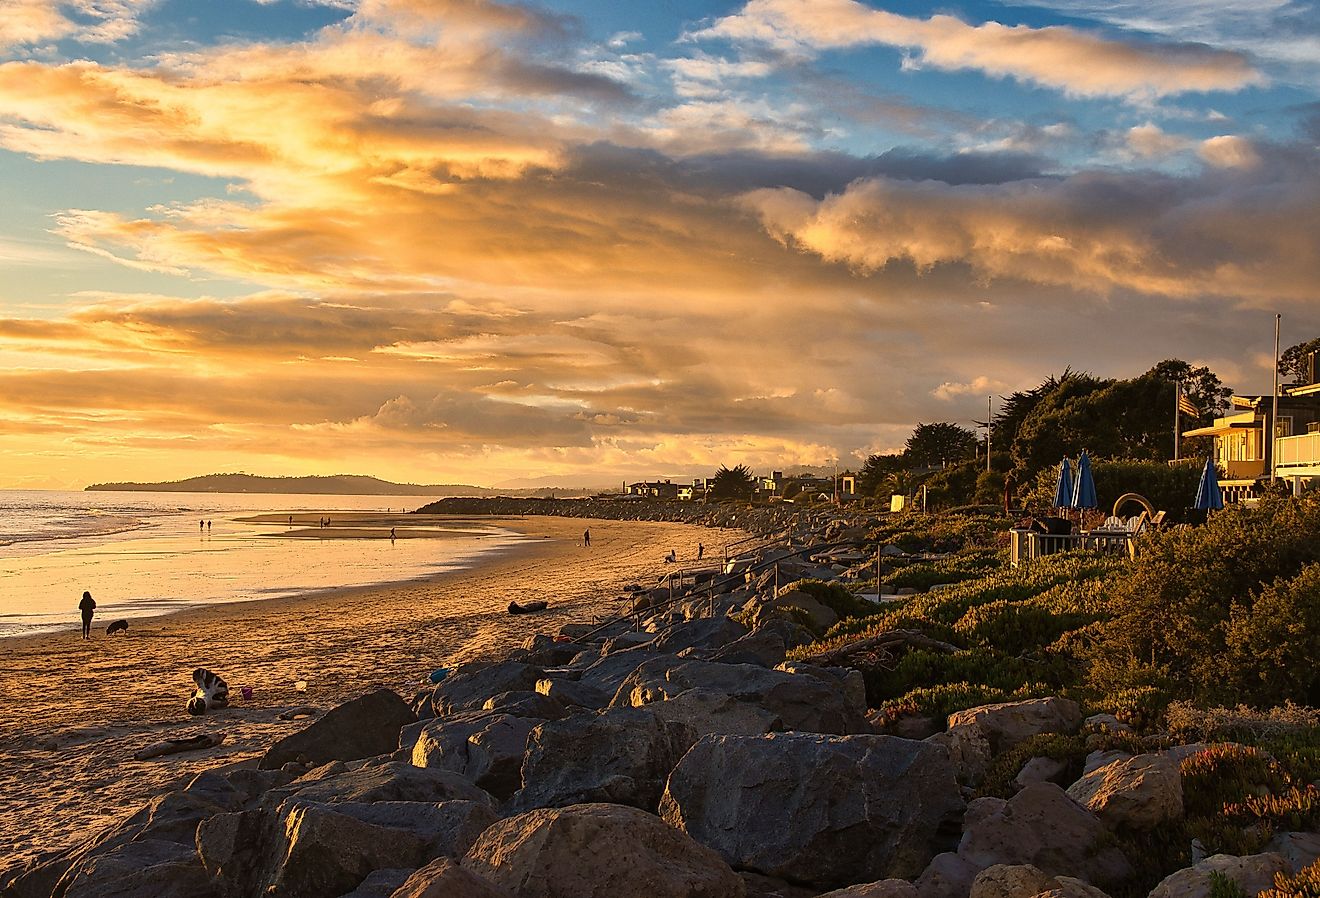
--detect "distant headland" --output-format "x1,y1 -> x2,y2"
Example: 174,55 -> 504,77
84,473 -> 594,498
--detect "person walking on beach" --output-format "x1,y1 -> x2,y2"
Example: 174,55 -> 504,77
78,590 -> 96,640
199,520 -> 204,533
583,528 -> 591,547
697,543 -> 704,561
390,527 -> 396,542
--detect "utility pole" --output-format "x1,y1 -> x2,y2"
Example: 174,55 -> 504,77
986,395 -> 993,474
1272,313 -> 1281,484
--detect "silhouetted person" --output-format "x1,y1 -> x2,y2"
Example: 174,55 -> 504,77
78,591 -> 96,640
583,529 -> 591,547
199,520 -> 204,532
665,549 -> 676,563
206,520 -> 211,532
390,527 -> 396,542
697,543 -> 704,561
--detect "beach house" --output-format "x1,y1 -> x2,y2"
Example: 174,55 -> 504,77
1182,369 -> 1320,502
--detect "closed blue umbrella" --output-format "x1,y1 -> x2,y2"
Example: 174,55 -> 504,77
1053,458 -> 1073,509
1071,449 -> 1098,510
1194,457 -> 1224,511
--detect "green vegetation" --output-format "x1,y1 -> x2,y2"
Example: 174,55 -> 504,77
708,464 -> 756,500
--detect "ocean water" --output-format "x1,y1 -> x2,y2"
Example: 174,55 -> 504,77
0,490 -> 526,638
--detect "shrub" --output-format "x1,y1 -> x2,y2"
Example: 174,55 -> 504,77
1226,564 -> 1320,707
977,732 -> 1088,799
877,680 -> 1051,723
1261,859 -> 1320,898
1087,495 -> 1320,706
1209,872 -> 1252,898
1180,744 -> 1291,818
788,579 -> 870,619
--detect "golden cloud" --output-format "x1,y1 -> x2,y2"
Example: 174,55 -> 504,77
692,0 -> 1264,99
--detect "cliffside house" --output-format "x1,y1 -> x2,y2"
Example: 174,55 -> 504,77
1182,361 -> 1320,502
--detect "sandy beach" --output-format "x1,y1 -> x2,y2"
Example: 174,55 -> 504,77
0,514 -> 731,870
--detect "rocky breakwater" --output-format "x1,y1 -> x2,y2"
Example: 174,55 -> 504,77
414,495 -> 861,537
5,528 -> 1320,898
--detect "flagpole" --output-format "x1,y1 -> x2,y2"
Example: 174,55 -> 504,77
1173,378 -> 1180,462
1271,314 -> 1281,484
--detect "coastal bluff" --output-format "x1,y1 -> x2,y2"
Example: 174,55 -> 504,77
4,513 -> 1318,898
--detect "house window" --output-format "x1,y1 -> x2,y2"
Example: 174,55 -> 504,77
1276,416 -> 1293,438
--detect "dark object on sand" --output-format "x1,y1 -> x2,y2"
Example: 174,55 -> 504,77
278,705 -> 320,720
133,733 -> 225,760
106,619 -> 129,636
508,600 -> 549,615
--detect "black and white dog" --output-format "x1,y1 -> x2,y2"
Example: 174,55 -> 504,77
105,619 -> 129,636
186,668 -> 230,715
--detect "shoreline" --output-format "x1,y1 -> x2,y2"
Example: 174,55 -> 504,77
0,514 -> 736,868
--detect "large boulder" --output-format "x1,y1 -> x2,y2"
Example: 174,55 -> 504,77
534,677 -> 612,711
62,839 -> 220,898
1065,753 -> 1182,830
652,616 -> 749,654
270,761 -> 494,808
946,699 -> 1083,755
197,799 -> 496,898
480,691 -> 568,720
429,663 -> 545,716
573,650 -> 681,694
411,712 -> 541,800
817,881 -> 920,898
510,708 -> 697,813
261,689 -> 416,770
7,781 -> 243,898
1148,853 -> 1290,898
612,659 -> 869,735
643,687 -> 784,737
968,864 -> 1059,898
659,733 -> 963,888
338,868 -> 414,898
461,803 -> 745,898
390,857 -> 512,898
916,783 -> 1133,898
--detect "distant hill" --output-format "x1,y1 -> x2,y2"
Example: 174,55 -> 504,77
84,473 -> 597,498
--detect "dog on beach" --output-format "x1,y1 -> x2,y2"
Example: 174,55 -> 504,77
186,668 -> 230,715
105,619 -> 129,636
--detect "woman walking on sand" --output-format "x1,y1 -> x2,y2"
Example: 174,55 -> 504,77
78,591 -> 96,640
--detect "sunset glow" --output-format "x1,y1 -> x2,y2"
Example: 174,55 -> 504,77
2,0 -> 1318,488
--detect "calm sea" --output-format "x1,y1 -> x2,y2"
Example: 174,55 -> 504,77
0,490 -> 526,638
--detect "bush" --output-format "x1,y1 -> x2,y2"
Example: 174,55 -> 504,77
877,681 -> 1052,723
977,732 -> 1088,799
788,579 -> 870,619
1087,496 -> 1320,706
1180,744 -> 1291,818
1226,563 -> 1320,706
1262,860 -> 1320,898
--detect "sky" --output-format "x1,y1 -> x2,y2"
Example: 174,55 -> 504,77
1,0 -> 1318,490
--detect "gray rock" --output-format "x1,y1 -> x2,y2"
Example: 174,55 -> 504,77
643,687 -> 784,737
261,689 -> 417,770
1013,757 -> 1069,791
575,650 -> 681,694
660,733 -> 963,888
337,868 -> 414,898
510,707 -> 697,812
535,677 -> 612,710
1065,753 -> 1183,830
462,803 -> 745,898
62,839 -> 220,898
612,659 -> 869,735
429,663 -> 545,716
198,799 -> 495,898
946,698 -> 1083,755
410,712 -> 540,800
390,857 -> 512,898
271,761 -> 494,808
480,691 -> 568,720
817,880 -> 920,898
652,616 -> 749,654
916,783 -> 1133,898
1148,853 -> 1290,898
1267,832 -> 1320,874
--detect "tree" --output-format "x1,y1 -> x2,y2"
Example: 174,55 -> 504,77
857,452 -> 908,496
1147,358 -> 1231,418
991,370 -> 1074,452
1279,337 -> 1320,385
708,464 -> 756,500
905,422 -> 977,468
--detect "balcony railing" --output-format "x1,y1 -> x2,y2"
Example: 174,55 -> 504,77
1010,529 -> 1134,567
1275,432 -> 1320,472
